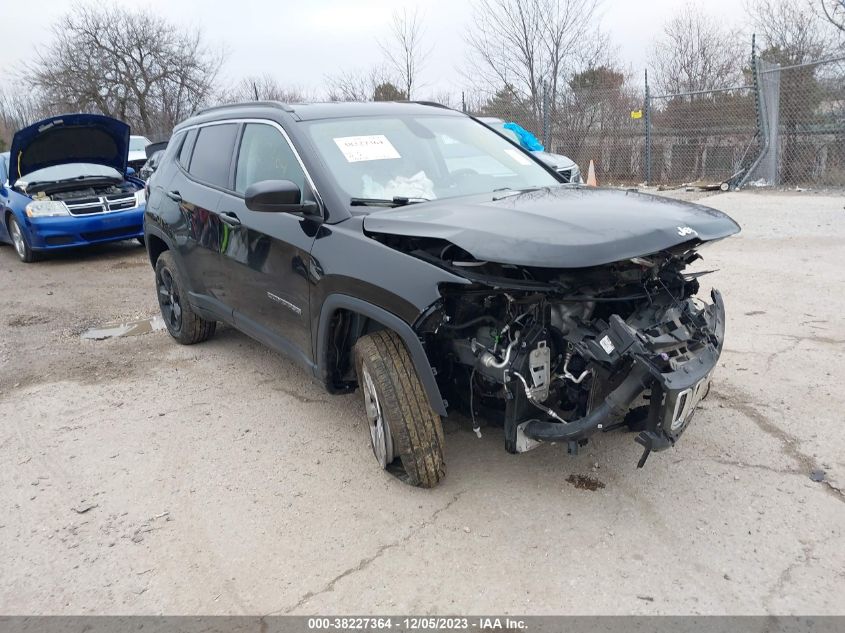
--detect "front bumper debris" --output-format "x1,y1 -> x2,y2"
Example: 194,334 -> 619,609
522,289 -> 726,466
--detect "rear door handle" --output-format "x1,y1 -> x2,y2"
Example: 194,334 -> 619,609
219,211 -> 241,226
166,190 -> 182,202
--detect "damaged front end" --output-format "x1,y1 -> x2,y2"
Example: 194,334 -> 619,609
398,237 -> 726,467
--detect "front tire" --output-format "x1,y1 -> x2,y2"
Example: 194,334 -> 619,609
7,215 -> 38,263
354,330 -> 446,488
154,251 -> 216,345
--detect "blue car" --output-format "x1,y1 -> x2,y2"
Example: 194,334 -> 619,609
0,113 -> 146,262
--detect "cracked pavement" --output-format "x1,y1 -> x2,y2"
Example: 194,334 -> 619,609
1,191 -> 843,614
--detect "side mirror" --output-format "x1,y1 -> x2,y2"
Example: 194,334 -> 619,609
244,179 -> 319,215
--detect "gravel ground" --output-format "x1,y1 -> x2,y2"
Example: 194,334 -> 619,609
1,191 -> 843,615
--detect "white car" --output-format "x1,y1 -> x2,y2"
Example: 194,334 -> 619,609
128,135 -> 151,172
479,117 -> 583,184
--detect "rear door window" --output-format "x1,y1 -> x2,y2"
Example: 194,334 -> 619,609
188,124 -> 238,188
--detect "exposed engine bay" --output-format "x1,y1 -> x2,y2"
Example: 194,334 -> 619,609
392,236 -> 726,467
21,179 -> 135,201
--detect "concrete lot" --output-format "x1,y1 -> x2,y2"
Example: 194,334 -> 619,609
1,191 -> 843,615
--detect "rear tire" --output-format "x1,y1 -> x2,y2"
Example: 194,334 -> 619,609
354,330 -> 446,488
154,251 -> 216,345
7,215 -> 38,263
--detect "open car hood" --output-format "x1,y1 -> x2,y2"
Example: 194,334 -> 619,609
363,186 -> 741,268
9,114 -> 130,183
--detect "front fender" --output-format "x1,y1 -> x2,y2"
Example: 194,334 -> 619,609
315,294 -> 448,417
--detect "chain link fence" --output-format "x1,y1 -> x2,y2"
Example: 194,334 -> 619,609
465,81 -> 645,186
549,80 -> 644,185
466,48 -> 845,188
647,84 -> 759,187
746,55 -> 845,186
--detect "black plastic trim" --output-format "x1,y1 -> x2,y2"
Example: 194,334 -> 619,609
315,294 -> 447,417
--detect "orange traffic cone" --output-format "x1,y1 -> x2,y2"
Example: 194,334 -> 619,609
586,160 -> 598,187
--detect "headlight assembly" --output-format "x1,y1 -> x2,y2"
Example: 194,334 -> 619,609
135,189 -> 146,206
25,200 -> 70,218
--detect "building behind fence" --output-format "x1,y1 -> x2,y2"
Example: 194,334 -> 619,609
467,44 -> 845,188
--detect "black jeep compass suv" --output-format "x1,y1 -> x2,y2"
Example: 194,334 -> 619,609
144,101 -> 739,487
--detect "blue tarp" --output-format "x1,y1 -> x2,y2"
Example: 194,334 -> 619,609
503,122 -> 544,152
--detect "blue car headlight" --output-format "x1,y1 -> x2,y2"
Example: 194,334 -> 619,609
26,200 -> 70,218
134,189 -> 146,207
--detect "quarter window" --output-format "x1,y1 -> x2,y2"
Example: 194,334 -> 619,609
235,123 -> 306,195
188,124 -> 238,188
178,129 -> 197,170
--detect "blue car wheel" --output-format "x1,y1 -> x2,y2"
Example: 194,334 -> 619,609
7,215 -> 37,263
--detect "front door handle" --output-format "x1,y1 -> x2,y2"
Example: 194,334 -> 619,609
166,190 -> 182,202
219,211 -> 241,226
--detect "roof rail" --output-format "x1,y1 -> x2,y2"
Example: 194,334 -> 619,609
193,101 -> 296,116
407,100 -> 452,110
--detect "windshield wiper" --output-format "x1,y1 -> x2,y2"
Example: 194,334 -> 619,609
350,196 -> 430,208
491,186 -> 547,201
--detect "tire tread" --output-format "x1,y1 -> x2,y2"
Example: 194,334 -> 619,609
155,251 -> 216,345
354,330 -> 445,488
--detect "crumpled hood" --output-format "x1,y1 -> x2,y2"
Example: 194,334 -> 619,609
9,114 -> 130,182
363,186 -> 740,268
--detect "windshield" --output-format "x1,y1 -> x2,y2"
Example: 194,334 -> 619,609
129,137 -> 150,151
16,163 -> 122,187
304,115 -> 558,203
489,122 -> 522,145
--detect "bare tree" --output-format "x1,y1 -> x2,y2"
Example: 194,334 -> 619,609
326,66 -> 394,101
422,90 -> 458,108
0,86 -> 55,146
464,0 -> 602,126
749,0 -> 837,62
649,4 -> 744,95
219,74 -> 310,103
818,0 -> 845,33
378,8 -> 430,99
748,0 -> 840,182
555,64 -> 639,161
28,4 -> 224,139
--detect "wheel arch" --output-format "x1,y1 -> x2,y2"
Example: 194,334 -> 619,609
144,224 -> 171,267
316,294 -> 447,417
4,207 -> 24,233
146,233 -> 169,267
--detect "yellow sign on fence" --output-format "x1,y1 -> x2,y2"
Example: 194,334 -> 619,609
630,110 -> 643,120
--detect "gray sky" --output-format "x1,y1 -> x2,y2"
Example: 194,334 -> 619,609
2,0 -> 746,98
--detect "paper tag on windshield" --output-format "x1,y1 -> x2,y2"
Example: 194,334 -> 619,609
504,148 -> 532,165
333,135 -> 401,162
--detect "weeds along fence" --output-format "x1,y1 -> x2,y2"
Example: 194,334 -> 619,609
467,49 -> 845,188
